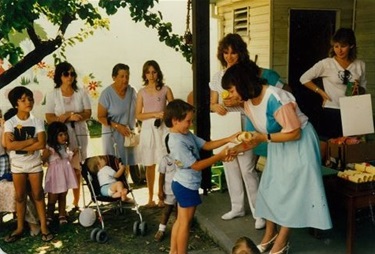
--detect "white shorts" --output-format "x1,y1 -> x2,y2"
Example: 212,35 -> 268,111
11,160 -> 43,174
164,193 -> 176,205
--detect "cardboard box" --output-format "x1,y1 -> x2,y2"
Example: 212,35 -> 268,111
328,142 -> 375,165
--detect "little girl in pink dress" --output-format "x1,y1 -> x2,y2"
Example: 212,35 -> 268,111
43,121 -> 78,225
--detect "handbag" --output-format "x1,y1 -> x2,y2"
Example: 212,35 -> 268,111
123,88 -> 140,147
124,129 -> 140,147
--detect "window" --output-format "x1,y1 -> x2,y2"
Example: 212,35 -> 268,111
233,7 -> 249,36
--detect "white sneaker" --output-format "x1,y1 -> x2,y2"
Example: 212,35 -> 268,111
221,211 -> 245,220
255,218 -> 266,229
0,247 -> 7,254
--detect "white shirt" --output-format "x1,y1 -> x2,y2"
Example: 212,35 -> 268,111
97,165 -> 117,186
300,57 -> 366,109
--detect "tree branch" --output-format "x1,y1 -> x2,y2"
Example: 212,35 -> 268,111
27,26 -> 41,47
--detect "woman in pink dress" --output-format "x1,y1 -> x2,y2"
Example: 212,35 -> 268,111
135,60 -> 174,207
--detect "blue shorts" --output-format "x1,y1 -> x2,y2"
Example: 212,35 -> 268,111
171,181 -> 201,208
100,184 -> 113,197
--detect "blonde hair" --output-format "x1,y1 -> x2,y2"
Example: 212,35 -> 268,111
87,156 -> 108,174
232,237 -> 260,254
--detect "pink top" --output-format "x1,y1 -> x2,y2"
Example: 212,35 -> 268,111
139,86 -> 169,113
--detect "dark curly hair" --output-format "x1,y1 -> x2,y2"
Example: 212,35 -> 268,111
47,121 -> 69,158
217,33 -> 251,67
222,63 -> 265,101
53,61 -> 78,91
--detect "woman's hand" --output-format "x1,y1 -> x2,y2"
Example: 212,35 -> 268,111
117,124 -> 132,137
352,80 -> 360,95
154,111 -> 164,119
210,103 -> 227,115
241,131 -> 264,148
317,90 -> 331,107
70,112 -> 83,122
222,97 -> 242,108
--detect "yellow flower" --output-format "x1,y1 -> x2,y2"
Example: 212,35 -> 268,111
82,75 -> 91,84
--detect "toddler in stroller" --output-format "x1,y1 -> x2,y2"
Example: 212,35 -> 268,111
81,155 -> 147,243
88,155 -> 130,202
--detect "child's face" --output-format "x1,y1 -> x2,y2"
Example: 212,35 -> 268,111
17,94 -> 34,112
173,111 -> 194,134
57,131 -> 69,145
97,157 -> 107,169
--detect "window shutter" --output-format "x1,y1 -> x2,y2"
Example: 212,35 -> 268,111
233,7 -> 249,37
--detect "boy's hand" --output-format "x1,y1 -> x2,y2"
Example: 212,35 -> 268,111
219,147 -> 235,162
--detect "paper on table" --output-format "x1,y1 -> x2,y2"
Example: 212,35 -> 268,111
339,94 -> 374,136
210,112 -> 242,154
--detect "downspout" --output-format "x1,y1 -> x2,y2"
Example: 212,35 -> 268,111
352,0 -> 357,31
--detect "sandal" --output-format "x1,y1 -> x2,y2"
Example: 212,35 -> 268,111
41,232 -> 54,242
4,232 -> 23,243
154,230 -> 165,242
59,216 -> 68,225
144,201 -> 156,208
69,206 -> 80,215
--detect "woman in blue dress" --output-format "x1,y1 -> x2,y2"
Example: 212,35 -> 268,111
222,63 -> 332,254
98,63 -> 137,166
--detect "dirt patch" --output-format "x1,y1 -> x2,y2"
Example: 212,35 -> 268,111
0,202 -> 221,254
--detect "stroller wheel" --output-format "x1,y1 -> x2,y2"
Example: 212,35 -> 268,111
90,228 -> 101,241
96,229 -> 108,243
133,221 -> 140,236
139,221 -> 147,236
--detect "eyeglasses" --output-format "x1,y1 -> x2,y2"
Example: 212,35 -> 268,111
62,71 -> 77,77
343,70 -> 351,85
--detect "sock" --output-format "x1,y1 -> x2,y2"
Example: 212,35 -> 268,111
158,224 -> 166,232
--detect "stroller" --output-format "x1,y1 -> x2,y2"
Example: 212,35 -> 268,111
80,154 -> 147,243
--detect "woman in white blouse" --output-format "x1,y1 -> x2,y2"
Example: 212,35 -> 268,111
45,62 -> 92,212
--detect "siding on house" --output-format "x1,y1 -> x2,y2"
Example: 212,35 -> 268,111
272,0 -> 354,82
355,0 -> 375,101
216,0 -> 271,68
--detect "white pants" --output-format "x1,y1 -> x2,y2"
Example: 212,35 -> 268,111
223,149 -> 260,219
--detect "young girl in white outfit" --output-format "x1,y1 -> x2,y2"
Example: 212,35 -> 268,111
42,121 -> 78,225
